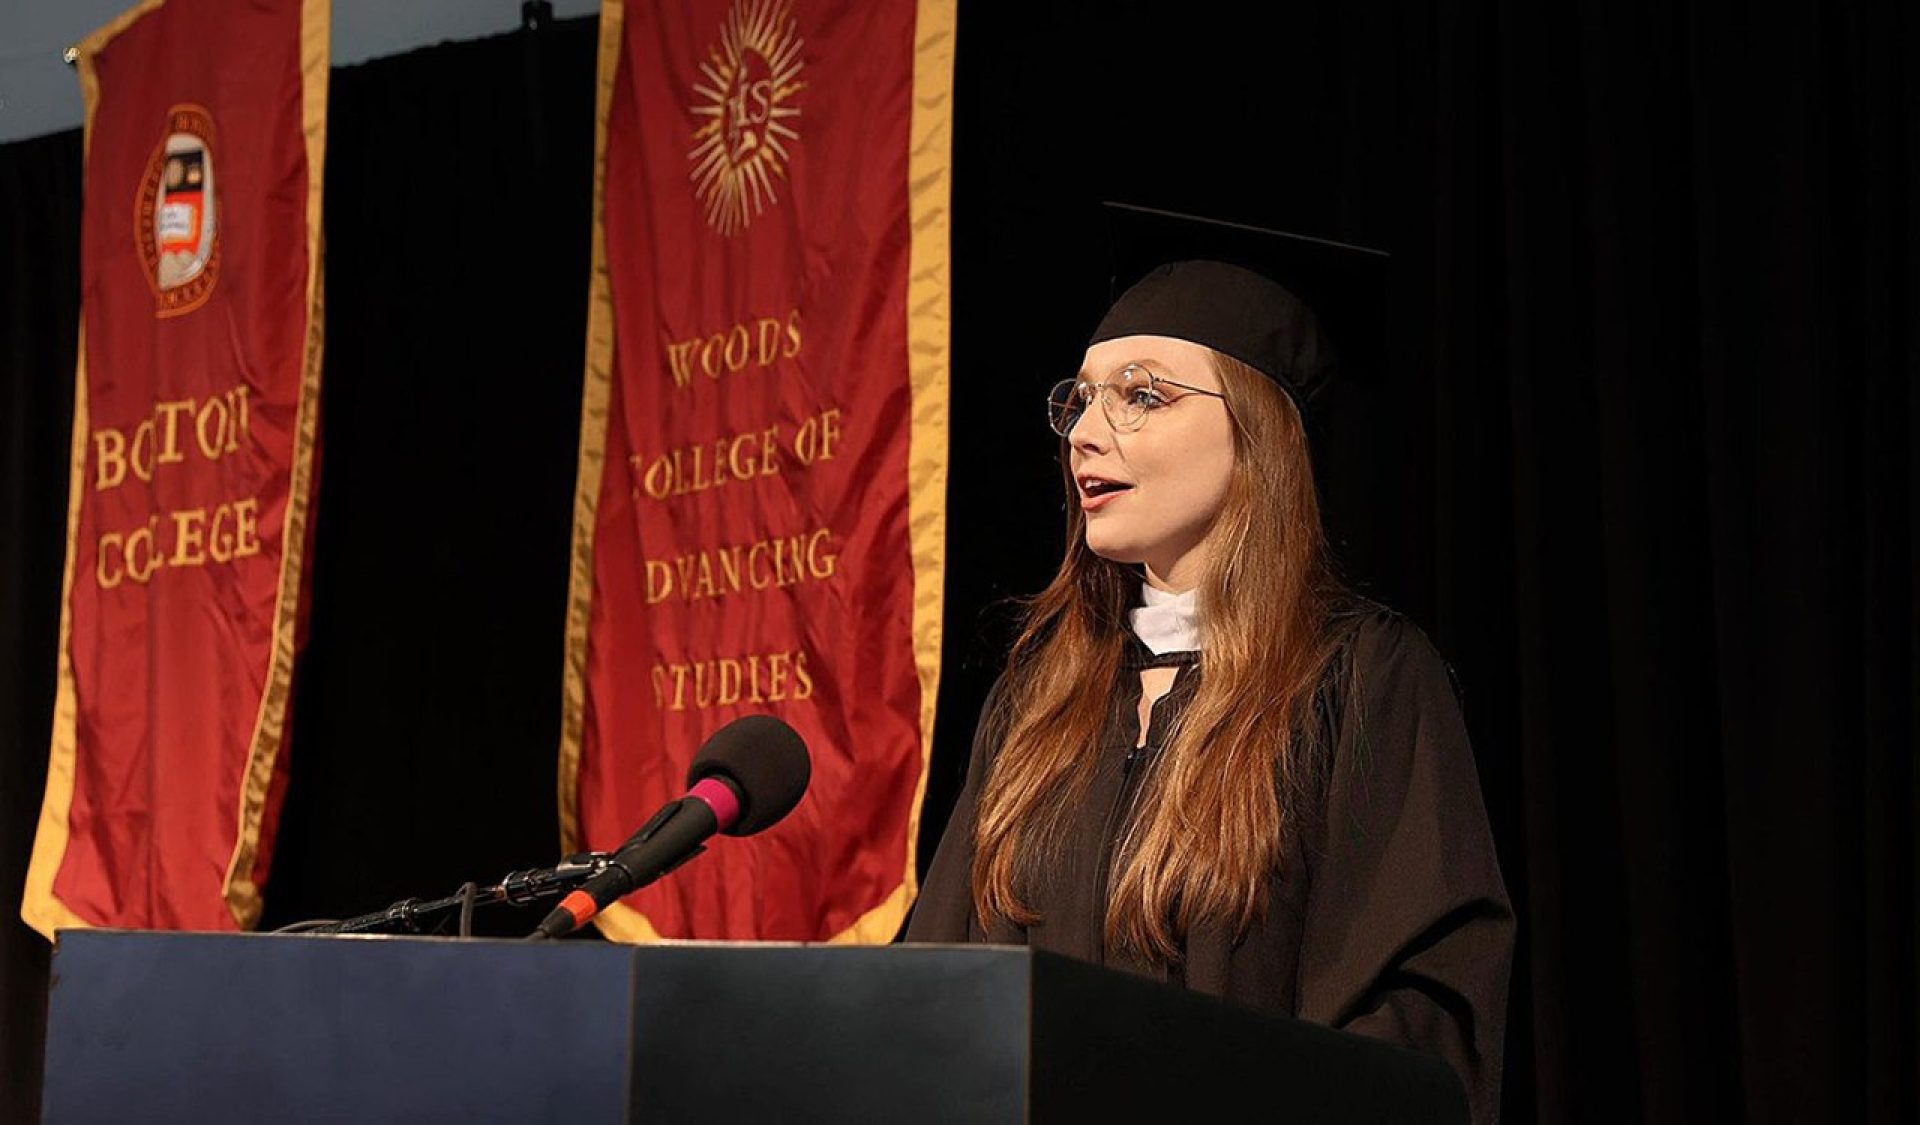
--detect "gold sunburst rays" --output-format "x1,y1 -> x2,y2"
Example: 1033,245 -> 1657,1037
688,0 -> 806,236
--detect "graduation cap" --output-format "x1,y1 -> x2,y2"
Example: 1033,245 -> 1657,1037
1092,202 -> 1391,411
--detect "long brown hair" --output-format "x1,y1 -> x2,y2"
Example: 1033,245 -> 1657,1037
971,351 -> 1347,963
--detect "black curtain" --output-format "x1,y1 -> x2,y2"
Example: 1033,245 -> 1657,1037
2,5 -> 1914,1122
1416,2 -> 1918,1118
253,21 -> 595,941
0,127 -> 81,1125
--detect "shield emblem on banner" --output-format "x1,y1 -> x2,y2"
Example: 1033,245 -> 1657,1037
137,104 -> 221,316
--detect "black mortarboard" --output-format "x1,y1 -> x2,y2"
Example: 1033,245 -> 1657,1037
1089,203 -> 1390,411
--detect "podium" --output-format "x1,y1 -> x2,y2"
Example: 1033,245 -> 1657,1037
43,930 -> 1467,1123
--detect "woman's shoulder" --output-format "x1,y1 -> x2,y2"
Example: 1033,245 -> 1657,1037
1323,597 -> 1465,711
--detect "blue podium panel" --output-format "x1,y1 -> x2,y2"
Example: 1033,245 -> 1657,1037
44,931 -> 634,1124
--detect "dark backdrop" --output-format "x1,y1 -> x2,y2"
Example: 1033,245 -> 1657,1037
3,5 -> 1914,1122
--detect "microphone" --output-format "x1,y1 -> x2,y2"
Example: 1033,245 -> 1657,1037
531,714 -> 810,939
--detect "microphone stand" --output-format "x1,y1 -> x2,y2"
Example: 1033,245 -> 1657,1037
284,853 -> 614,937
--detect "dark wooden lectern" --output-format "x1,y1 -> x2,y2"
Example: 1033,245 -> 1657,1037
43,930 -> 1466,1123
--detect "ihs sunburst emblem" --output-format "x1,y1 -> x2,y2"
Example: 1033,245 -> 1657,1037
689,0 -> 805,236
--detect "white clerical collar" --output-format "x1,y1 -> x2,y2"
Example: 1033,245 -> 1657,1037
1128,582 -> 1203,655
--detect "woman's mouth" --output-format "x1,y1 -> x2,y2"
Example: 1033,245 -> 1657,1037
1078,475 -> 1134,511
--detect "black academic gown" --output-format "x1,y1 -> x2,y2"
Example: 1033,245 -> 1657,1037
906,606 -> 1514,1124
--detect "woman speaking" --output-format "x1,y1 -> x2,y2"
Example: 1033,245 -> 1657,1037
908,260 -> 1514,1123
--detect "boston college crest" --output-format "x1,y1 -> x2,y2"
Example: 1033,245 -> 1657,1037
136,104 -> 220,316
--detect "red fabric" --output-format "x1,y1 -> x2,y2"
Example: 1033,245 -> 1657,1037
55,0 -> 317,930
581,0 -> 923,939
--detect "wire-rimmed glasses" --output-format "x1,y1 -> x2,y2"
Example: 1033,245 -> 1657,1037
1046,364 -> 1228,436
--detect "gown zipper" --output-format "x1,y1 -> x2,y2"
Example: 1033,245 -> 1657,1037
1094,664 -> 1187,959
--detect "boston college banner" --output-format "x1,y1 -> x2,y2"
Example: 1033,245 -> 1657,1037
562,0 -> 954,941
21,0 -> 329,937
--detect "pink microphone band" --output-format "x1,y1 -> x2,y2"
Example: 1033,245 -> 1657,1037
687,777 -> 742,832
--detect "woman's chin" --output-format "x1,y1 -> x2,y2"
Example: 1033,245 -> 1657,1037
1082,532 -> 1147,566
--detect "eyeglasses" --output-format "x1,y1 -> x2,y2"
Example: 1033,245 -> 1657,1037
1046,364 -> 1229,436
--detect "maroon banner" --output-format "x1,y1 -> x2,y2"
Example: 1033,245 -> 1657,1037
560,0 -> 954,942
22,0 -> 329,936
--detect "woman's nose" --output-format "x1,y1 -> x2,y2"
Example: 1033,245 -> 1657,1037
1069,393 -> 1114,454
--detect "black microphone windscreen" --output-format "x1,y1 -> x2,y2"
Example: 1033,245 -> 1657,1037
686,715 -> 811,836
